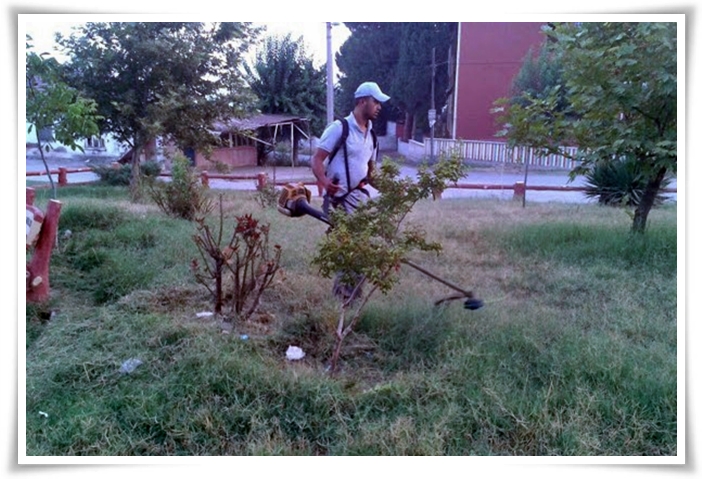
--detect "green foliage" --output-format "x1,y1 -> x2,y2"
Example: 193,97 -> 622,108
57,22 -> 261,198
510,41 -> 567,111
583,156 -> 672,207
25,302 -> 54,350
311,154 -> 467,372
312,155 -> 467,295
92,161 -> 162,186
137,161 -> 162,178
357,302 -> 455,370
336,23 -> 404,125
149,155 -> 212,220
392,23 -> 456,134
55,211 -> 179,304
496,217 -> 676,277
253,182 -> 279,209
494,22 -> 677,233
25,35 -> 101,198
244,33 -> 326,136
58,203 -> 127,231
26,37 -> 101,151
271,142 -> 292,165
337,23 -> 457,137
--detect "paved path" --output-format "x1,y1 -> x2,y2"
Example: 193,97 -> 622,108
25,157 -> 677,205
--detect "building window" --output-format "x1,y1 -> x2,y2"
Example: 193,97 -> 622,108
86,136 -> 106,150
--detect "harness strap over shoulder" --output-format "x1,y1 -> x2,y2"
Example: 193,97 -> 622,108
325,116 -> 378,195
327,118 -> 349,167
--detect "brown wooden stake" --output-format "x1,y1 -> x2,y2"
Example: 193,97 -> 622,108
27,199 -> 62,303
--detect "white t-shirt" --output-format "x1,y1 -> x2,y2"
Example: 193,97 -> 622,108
318,113 -> 376,197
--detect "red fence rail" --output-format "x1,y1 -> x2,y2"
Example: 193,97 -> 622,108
26,167 -> 95,187
26,167 -> 677,199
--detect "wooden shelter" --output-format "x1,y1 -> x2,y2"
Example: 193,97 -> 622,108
117,114 -> 312,169
208,114 -> 311,167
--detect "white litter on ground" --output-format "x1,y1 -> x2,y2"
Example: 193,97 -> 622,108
285,346 -> 305,361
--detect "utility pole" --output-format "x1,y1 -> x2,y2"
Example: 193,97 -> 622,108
429,47 -> 436,163
326,22 -> 335,125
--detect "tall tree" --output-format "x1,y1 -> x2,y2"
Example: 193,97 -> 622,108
26,35 -> 101,199
495,22 -> 676,233
509,38 -> 567,110
57,22 -> 260,200
244,33 -> 326,136
392,23 -> 456,141
336,22 -> 457,139
335,22 -> 403,134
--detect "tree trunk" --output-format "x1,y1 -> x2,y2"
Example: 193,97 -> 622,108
36,138 -> 57,200
215,259 -> 223,316
292,137 -> 299,166
402,111 -> 414,143
130,145 -> 142,202
631,166 -> 667,234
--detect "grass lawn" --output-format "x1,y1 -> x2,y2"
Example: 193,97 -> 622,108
23,183 -> 678,456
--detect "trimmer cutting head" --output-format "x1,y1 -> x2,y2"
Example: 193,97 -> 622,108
464,298 -> 484,310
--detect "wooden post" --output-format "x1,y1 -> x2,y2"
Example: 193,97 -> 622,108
58,167 -> 67,186
27,199 -> 62,303
201,171 -> 209,188
257,172 -> 267,191
513,181 -> 526,202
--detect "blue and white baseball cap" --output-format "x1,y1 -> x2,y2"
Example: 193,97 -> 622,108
354,81 -> 390,102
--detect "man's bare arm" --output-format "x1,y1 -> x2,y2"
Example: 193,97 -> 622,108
311,148 -> 343,196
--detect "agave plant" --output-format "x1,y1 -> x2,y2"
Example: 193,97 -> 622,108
583,156 -> 672,207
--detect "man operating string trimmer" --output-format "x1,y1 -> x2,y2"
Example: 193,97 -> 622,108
311,81 -> 389,302
301,81 -> 483,311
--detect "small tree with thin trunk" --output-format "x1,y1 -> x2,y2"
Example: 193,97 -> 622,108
312,155 -> 467,373
25,36 -> 100,199
494,22 -> 677,234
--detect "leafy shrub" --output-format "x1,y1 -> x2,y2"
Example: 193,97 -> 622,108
264,142 -> 311,167
253,182 -> 279,209
272,142 -> 292,165
204,159 -> 231,174
583,157 -> 672,207
311,155 -> 468,373
149,154 -> 212,220
92,161 -> 162,186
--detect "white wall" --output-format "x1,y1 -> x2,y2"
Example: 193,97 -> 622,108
25,123 -> 127,158
397,139 -> 426,161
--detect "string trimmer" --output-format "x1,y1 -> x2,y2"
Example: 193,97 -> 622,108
276,183 -> 484,310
